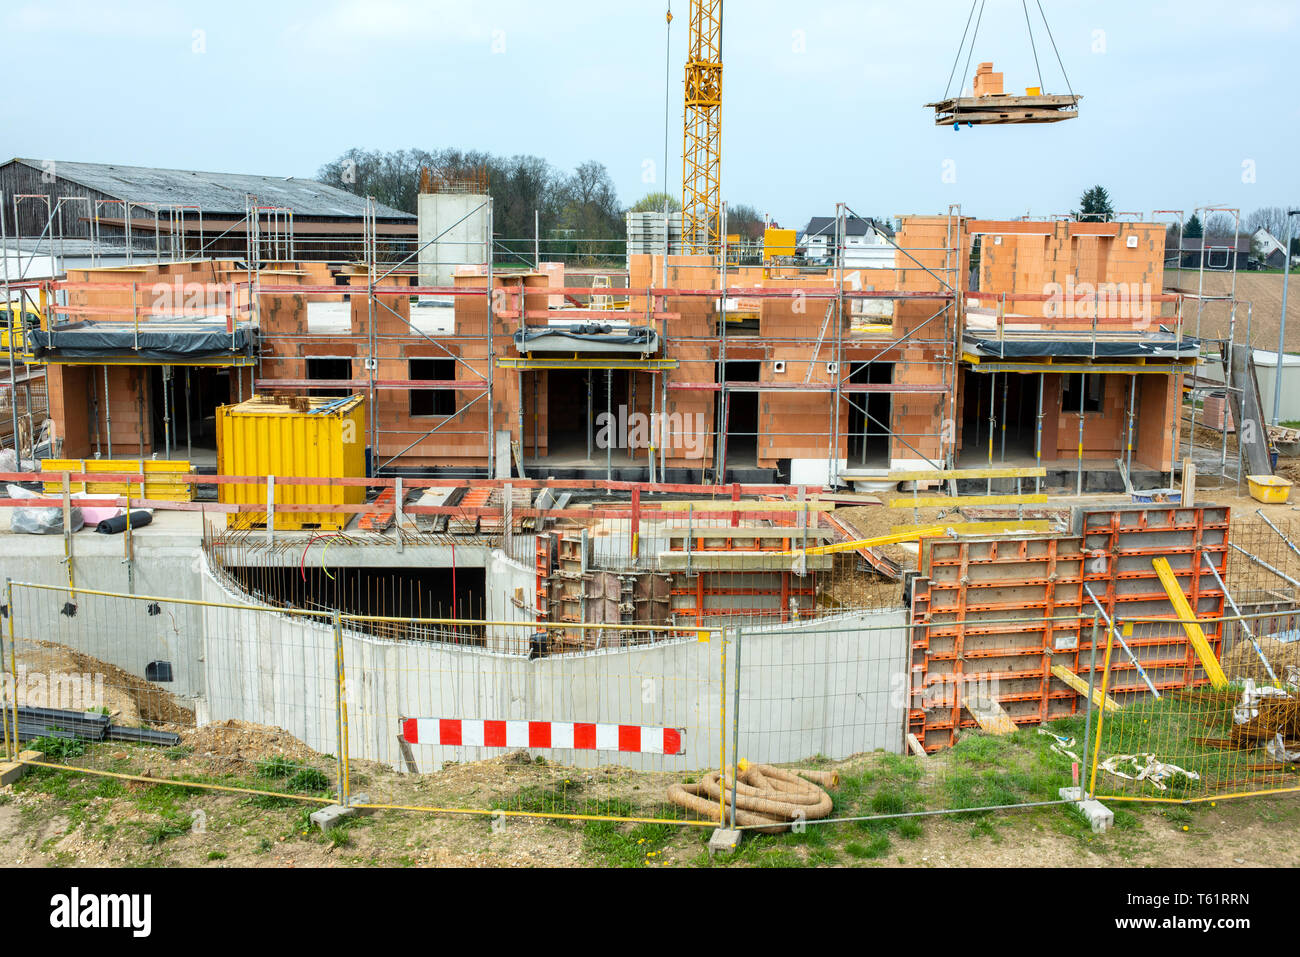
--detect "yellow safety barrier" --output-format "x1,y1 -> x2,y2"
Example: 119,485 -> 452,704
40,459 -> 194,502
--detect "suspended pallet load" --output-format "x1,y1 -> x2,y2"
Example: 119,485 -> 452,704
928,89 -> 1080,126
928,0 -> 1080,128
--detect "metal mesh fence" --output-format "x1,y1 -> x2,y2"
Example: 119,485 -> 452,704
1087,612 -> 1300,803
4,578 -> 1297,834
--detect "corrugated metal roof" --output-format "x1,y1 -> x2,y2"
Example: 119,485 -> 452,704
8,158 -> 414,220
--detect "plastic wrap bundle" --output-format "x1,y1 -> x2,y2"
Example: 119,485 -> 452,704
7,484 -> 84,535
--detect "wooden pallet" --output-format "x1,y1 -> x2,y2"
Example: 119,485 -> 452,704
927,93 -> 1080,126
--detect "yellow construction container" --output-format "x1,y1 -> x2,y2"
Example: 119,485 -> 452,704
216,394 -> 366,530
41,459 -> 194,501
763,227 -> 796,261
1247,474 -> 1292,504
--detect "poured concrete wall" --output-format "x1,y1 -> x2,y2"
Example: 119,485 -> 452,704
1,510 -> 206,700
200,559 -> 908,772
417,192 -> 490,289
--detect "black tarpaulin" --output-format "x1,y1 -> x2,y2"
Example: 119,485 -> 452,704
963,334 -> 1199,360
29,320 -> 255,361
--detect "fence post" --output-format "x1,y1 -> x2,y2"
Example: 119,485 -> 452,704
1080,618 -> 1100,798
718,626 -> 726,824
332,610 -> 350,805
2,579 -> 12,761
730,625 -> 742,829
1087,620 -> 1118,798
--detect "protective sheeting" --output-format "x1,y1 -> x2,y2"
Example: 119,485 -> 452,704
962,333 -> 1199,360
514,325 -> 657,354
29,320 -> 255,361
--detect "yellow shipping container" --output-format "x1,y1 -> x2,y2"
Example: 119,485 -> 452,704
216,394 -> 366,530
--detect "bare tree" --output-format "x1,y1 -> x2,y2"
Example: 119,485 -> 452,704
1245,206 -> 1299,244
1203,213 -> 1238,240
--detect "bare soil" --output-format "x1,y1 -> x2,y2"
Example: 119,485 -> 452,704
1,733 -> 1295,869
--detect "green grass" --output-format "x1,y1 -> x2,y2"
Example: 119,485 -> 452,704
254,757 -> 302,780
27,735 -> 87,762
141,813 -> 190,847
845,834 -> 891,859
15,765 -> 126,831
241,760 -> 333,803
285,768 -> 330,793
131,782 -> 191,816
584,817 -> 679,867
1075,687 -> 1243,798
493,784 -> 688,868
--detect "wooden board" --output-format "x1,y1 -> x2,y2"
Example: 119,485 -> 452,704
888,520 -> 1052,536
889,494 -> 1049,508
886,467 -> 1046,482
1051,665 -> 1119,713
962,695 -> 1017,735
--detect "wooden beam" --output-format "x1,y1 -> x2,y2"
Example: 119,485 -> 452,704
887,520 -> 1052,536
886,467 -> 1047,482
962,695 -> 1017,735
1051,665 -> 1120,713
657,500 -> 834,513
889,494 -> 1049,508
1151,557 -> 1229,689
778,524 -> 954,557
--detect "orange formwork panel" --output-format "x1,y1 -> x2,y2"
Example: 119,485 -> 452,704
907,505 -> 1233,753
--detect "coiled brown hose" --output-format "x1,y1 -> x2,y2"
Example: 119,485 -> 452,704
668,764 -> 838,833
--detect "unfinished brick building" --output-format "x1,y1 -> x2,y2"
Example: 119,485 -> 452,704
30,211 -> 1190,490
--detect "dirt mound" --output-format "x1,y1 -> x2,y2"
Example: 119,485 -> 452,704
181,719 -> 318,769
1222,636 -> 1300,684
14,641 -> 194,727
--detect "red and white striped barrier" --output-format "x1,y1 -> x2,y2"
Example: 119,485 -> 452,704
401,718 -> 685,755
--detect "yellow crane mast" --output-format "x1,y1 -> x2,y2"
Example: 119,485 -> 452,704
682,0 -> 722,254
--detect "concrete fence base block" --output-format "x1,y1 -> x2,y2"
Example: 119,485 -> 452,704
310,804 -> 358,831
1059,786 -> 1114,833
344,793 -> 373,815
0,750 -> 45,787
708,828 -> 742,857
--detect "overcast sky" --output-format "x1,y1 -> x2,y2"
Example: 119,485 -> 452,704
2,0 -> 1295,230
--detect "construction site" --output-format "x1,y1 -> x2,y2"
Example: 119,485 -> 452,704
0,1 -> 1297,877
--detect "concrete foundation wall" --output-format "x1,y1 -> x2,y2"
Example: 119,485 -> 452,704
200,560 -> 908,772
2,514 -> 206,700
